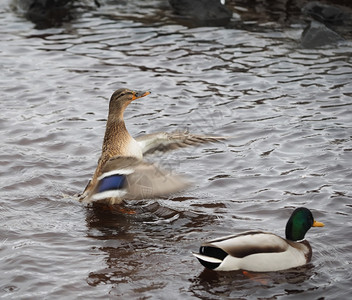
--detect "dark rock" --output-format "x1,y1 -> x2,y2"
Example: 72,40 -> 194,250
301,20 -> 345,48
302,1 -> 350,24
169,0 -> 232,26
26,0 -> 74,28
12,0 -> 98,29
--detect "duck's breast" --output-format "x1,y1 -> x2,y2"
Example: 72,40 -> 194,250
125,137 -> 143,159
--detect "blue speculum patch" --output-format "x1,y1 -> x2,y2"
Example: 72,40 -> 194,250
98,174 -> 126,192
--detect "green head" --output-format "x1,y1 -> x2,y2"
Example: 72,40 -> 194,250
285,207 -> 324,241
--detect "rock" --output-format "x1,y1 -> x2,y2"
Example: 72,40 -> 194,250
301,20 -> 345,48
12,0 -> 98,29
168,0 -> 232,26
302,1 -> 349,24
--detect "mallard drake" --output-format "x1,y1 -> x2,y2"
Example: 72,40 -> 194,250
80,88 -> 226,204
193,207 -> 324,272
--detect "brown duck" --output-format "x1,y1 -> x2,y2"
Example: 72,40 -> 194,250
80,88 -> 226,204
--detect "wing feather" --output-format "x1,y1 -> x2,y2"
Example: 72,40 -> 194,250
82,156 -> 190,204
136,131 -> 227,155
205,231 -> 288,258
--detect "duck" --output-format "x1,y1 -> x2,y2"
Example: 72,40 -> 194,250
80,88 -> 226,204
193,207 -> 325,272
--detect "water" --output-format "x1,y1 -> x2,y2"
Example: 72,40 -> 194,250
0,0 -> 351,299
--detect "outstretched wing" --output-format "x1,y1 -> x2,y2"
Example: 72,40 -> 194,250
82,156 -> 190,204
136,131 -> 227,156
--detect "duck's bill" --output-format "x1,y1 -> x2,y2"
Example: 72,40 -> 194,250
313,220 -> 325,227
132,90 -> 150,100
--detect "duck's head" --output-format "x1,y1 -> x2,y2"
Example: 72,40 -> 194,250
285,207 -> 324,241
108,88 -> 150,118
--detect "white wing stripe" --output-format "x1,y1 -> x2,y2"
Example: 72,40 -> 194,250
91,190 -> 127,201
97,168 -> 134,180
192,253 -> 223,263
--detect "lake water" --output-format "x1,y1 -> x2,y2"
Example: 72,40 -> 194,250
0,0 -> 351,299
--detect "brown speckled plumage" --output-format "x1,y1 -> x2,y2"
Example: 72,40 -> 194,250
79,88 -> 227,204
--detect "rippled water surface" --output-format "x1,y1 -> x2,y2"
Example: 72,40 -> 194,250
1,0 -> 352,299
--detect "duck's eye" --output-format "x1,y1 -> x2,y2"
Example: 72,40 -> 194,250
119,91 -> 132,98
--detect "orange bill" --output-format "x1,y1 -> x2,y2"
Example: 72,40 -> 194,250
132,90 -> 150,100
313,220 -> 325,227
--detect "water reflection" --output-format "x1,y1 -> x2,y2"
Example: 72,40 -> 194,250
190,264 -> 314,298
85,201 -> 217,289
